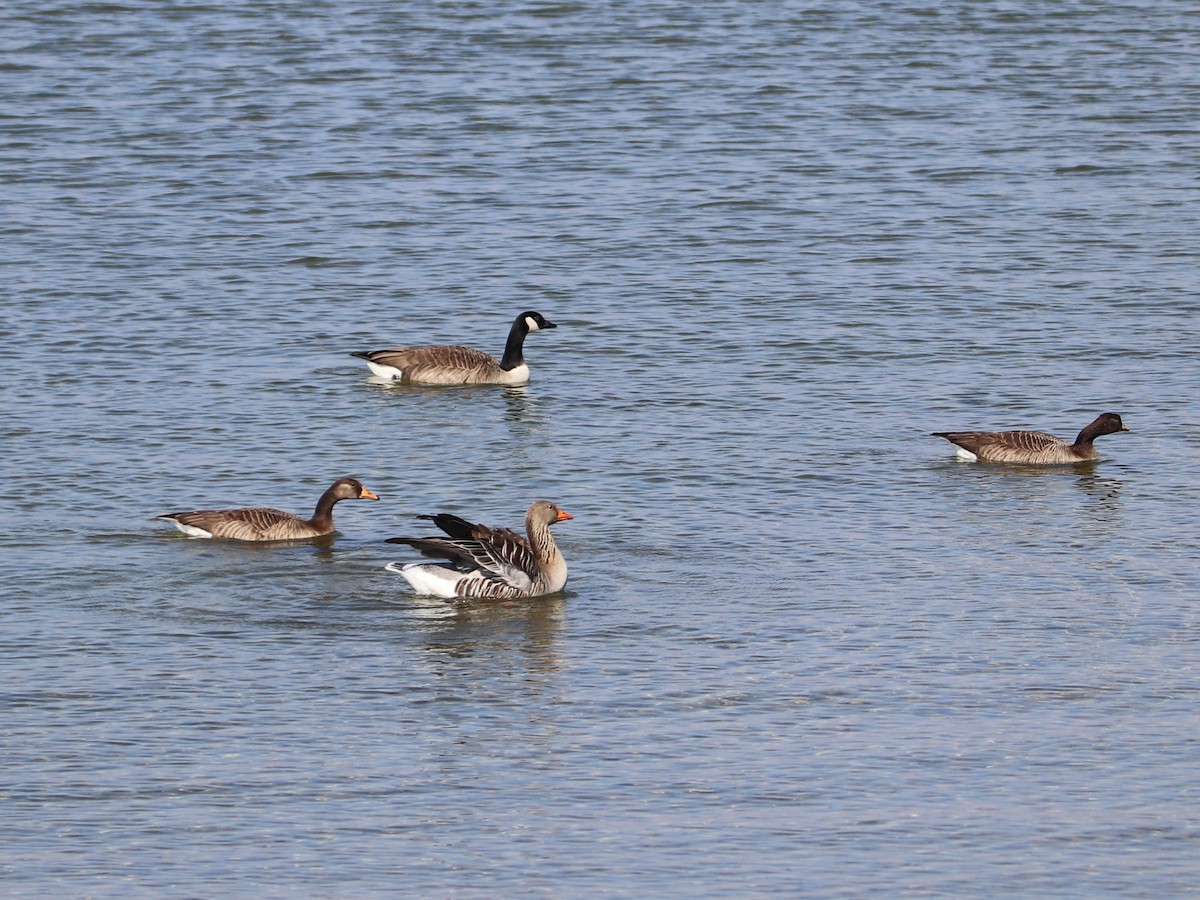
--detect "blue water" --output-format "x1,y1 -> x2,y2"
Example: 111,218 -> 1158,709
2,1 -> 1199,895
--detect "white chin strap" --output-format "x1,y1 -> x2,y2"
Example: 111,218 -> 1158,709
524,316 -> 540,332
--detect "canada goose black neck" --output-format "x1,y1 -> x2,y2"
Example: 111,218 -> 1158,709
1072,412 -> 1128,450
499,311 -> 555,371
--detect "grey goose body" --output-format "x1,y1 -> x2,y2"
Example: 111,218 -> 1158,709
350,310 -> 556,385
384,500 -> 572,599
157,477 -> 380,541
933,412 -> 1129,464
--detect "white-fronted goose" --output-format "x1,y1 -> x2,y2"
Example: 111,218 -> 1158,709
932,412 -> 1129,464
384,500 -> 572,599
350,310 -> 557,385
156,477 -> 380,541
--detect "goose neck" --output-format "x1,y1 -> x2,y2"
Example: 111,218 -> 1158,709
310,487 -> 341,529
525,515 -> 561,566
499,318 -> 529,371
1073,419 -> 1104,449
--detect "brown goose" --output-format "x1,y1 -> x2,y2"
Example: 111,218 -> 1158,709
932,412 -> 1129,464
156,477 -> 380,541
384,500 -> 572,599
349,310 -> 557,385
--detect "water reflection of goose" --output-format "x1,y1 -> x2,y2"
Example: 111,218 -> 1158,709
385,500 -> 572,600
933,412 -> 1129,464
350,311 -> 557,385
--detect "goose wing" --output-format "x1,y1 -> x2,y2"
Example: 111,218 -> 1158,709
418,515 -> 542,580
387,527 -> 539,591
933,429 -> 1067,462
353,345 -> 497,374
418,512 -> 483,540
162,506 -> 308,540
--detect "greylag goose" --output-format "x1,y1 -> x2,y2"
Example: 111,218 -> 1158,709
384,500 -> 572,599
350,310 -> 557,385
932,412 -> 1129,464
156,477 -> 380,540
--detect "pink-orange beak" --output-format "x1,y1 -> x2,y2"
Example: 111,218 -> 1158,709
555,508 -> 573,522
361,488 -> 380,500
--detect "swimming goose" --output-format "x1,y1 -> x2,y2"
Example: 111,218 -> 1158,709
384,500 -> 572,599
350,310 -> 557,385
156,477 -> 380,540
932,412 -> 1129,464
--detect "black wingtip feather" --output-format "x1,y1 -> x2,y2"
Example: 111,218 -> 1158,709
415,513 -> 478,539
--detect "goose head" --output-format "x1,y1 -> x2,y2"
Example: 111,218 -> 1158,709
518,311 -> 557,333
1092,412 -> 1130,437
528,499 -> 573,526
330,477 -> 380,501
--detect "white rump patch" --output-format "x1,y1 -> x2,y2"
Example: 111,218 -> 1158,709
162,518 -> 213,538
364,360 -> 405,380
955,447 -> 978,461
386,562 -> 462,599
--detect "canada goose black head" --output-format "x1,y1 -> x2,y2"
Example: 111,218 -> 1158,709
517,311 -> 556,333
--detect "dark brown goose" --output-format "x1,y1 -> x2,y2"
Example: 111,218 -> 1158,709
384,500 -> 572,599
156,477 -> 380,541
349,311 -> 557,385
932,412 -> 1129,464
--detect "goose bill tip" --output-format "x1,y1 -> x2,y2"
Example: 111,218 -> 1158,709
362,489 -> 381,500
556,509 -> 573,521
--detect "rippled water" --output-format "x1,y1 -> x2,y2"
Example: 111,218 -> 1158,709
3,1 -> 1199,895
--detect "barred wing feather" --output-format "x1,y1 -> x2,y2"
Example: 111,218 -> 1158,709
167,507 -> 315,541
936,429 -> 1076,464
390,536 -> 536,593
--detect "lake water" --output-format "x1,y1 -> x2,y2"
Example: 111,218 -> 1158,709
3,1 -> 1199,895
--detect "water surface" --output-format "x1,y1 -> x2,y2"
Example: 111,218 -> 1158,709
2,1 -> 1199,895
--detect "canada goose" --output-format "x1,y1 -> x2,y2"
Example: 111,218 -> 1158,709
350,310 -> 557,385
384,500 -> 572,599
156,477 -> 380,541
932,412 -> 1129,464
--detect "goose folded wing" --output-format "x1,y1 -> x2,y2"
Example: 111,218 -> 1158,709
978,430 -> 1065,458
1007,430 -> 1062,451
936,429 -> 1061,456
368,345 -> 495,371
174,507 -> 295,539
